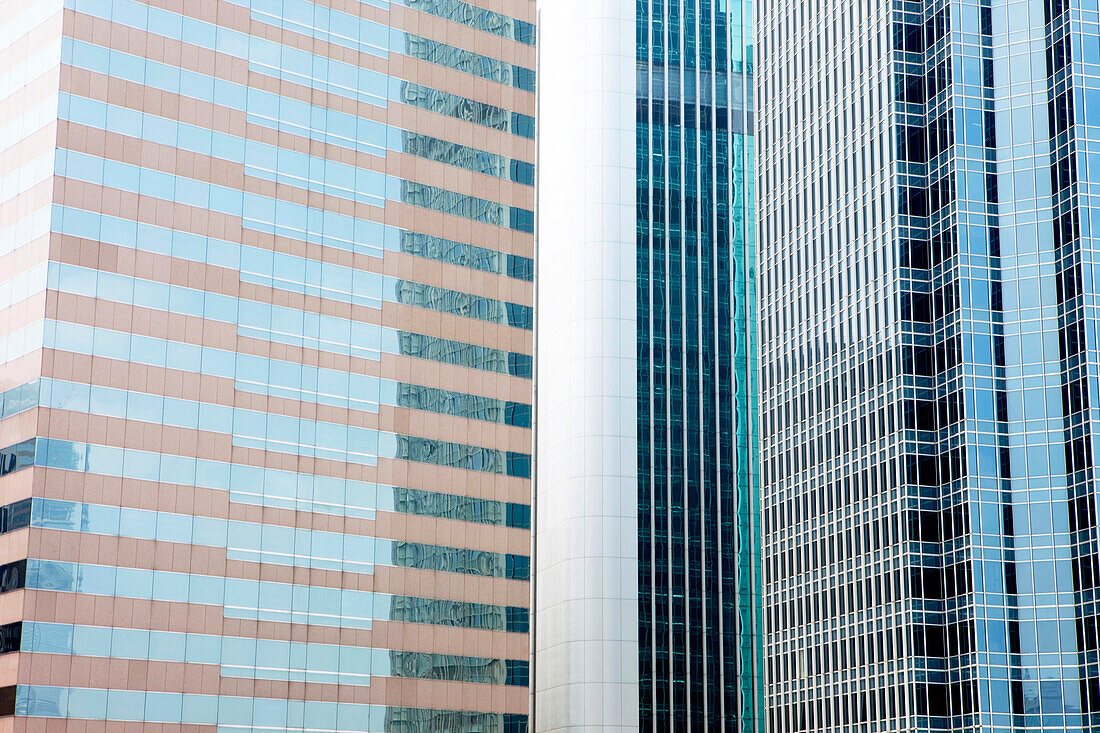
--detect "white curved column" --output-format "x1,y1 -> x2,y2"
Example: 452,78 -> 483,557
534,0 -> 639,730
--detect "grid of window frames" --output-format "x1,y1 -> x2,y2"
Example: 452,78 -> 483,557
759,0 -> 916,730
761,1 -> 1100,732
636,0 -> 760,728
0,0 -> 534,728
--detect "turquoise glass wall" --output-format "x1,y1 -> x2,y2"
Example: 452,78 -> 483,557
635,0 -> 759,728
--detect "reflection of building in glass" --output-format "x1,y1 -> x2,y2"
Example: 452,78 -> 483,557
398,230 -> 504,271
390,651 -> 507,685
406,0 -> 534,45
386,536 -> 527,733
394,485 -> 507,526
400,181 -> 508,228
388,594 -> 507,631
385,706 -> 527,733
401,82 -> 523,135
396,331 -> 532,378
404,35 -> 516,87
393,539 -> 504,577
395,278 -> 509,323
394,435 -> 506,476
402,132 -> 512,181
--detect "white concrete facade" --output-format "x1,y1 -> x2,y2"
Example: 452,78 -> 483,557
533,0 -> 639,729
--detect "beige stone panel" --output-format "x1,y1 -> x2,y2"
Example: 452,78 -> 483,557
382,300 -> 529,355
0,295 -> 48,339
0,589 -> 25,633
20,654 -> 224,696
0,178 -> 55,229
390,99 -> 533,165
29,591 -> 527,661
388,148 -> 534,216
30,451 -> 520,554
383,239 -> 535,302
0,0 -> 55,24
64,12 -> 537,157
0,351 -> 46,396
0,120 -> 59,171
386,199 -> 532,258
0,5 -> 62,70
56,117 -> 533,256
47,259 -> 526,361
0,228 -> 50,274
0,651 -> 16,693
0,409 -> 39,453
0,469 -> 35,515
370,619 -> 529,662
28,529 -> 229,580
16,722 -> 213,733
47,291 -> 237,347
394,53 -> 533,115
373,676 -> 528,713
0,90 -> 59,149
35,406 -> 233,459
371,506 -> 528,555
0,520 -> 28,556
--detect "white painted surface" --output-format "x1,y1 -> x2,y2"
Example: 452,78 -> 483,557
534,0 -> 639,729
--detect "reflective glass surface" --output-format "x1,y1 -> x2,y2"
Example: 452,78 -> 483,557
16,685 -> 529,731
635,0 -> 759,729
760,1 -> 1100,733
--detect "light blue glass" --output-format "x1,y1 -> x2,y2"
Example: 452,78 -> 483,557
70,0 -> 533,88
17,683 -> 528,729
29,497 -> 530,579
55,147 -> 533,263
0,262 -> 46,313
395,0 -> 534,45
24,556 -> 526,631
0,380 -> 38,419
24,621 -> 522,687
62,34 -> 533,143
0,206 -> 51,262
35,390 -> 528,479
0,320 -> 45,369
50,262 -> 529,352
3,428 -> 527,530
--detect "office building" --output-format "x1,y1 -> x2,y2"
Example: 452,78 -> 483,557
0,0 -> 533,728
760,1 -> 1100,732
535,0 -> 759,729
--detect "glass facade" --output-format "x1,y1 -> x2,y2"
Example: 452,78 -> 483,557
534,0 -> 758,728
761,2 -> 1100,733
636,0 -> 760,729
0,0 -> 532,728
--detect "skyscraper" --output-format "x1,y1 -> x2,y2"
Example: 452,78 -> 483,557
535,0 -> 758,729
0,0 -> 533,728
760,1 -> 1100,732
